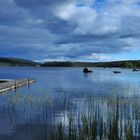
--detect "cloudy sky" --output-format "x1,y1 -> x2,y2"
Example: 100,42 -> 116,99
1,0 -> 140,62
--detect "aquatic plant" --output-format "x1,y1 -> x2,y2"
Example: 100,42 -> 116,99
0,94 -> 140,140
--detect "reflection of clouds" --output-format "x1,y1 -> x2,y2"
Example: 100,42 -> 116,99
118,82 -> 140,97
1,67 -> 140,97
87,68 -> 140,96
89,68 -> 122,82
1,67 -> 140,139
54,95 -> 140,128
55,111 -> 69,126
54,67 -> 140,97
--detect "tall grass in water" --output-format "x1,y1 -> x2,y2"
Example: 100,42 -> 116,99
48,96 -> 140,140
1,93 -> 140,140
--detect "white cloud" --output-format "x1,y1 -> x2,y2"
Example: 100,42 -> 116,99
55,3 -> 97,35
81,53 -> 113,62
1,0 -> 140,61
38,53 -> 113,62
55,0 -> 140,35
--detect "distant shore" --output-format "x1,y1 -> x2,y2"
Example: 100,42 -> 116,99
0,57 -> 40,67
0,57 -> 140,68
41,60 -> 140,68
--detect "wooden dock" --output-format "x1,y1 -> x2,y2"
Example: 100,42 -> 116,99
0,79 -> 35,93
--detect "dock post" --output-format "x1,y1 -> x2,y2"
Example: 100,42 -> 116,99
27,76 -> 30,89
14,80 -> 17,92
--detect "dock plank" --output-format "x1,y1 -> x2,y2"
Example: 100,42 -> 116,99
0,79 -> 35,93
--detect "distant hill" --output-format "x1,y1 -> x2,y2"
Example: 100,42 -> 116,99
0,58 -> 40,66
41,60 -> 140,68
0,58 -> 140,68
41,61 -> 95,67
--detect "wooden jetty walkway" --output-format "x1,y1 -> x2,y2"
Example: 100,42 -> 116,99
0,79 -> 35,93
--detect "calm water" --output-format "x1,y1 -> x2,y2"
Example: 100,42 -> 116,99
0,67 -> 140,96
0,67 -> 140,139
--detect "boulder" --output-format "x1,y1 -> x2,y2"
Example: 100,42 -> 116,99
83,67 -> 92,73
113,71 -> 121,74
132,68 -> 140,72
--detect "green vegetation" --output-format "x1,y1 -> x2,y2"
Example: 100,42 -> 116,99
0,57 -> 140,68
41,61 -> 95,67
1,93 -> 140,140
41,60 -> 140,68
0,57 -> 40,66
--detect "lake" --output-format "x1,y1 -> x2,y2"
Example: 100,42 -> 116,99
0,67 -> 140,96
0,67 -> 140,140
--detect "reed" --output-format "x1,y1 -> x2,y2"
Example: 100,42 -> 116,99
1,93 -> 140,140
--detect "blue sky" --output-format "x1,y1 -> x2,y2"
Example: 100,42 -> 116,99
0,0 -> 140,62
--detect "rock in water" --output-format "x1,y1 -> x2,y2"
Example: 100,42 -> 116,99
113,71 -> 121,74
83,68 -> 92,73
133,68 -> 140,72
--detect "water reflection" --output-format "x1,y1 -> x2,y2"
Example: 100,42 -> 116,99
0,93 -> 140,139
0,67 -> 140,139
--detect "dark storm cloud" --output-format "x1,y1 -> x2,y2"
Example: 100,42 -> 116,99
0,0 -> 26,25
55,33 -> 117,44
0,0 -> 140,61
14,0 -> 69,8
